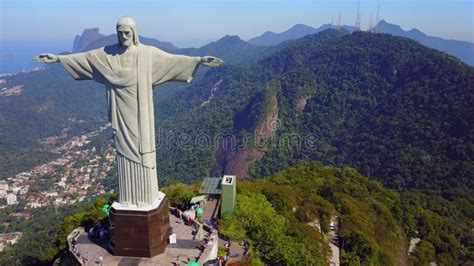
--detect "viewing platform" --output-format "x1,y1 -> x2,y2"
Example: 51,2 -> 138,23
67,214 -> 203,265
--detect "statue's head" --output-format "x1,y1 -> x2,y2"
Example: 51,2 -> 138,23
116,16 -> 140,47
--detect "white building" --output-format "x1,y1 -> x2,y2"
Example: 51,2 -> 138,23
5,194 -> 17,205
56,180 -> 66,188
27,202 -> 42,208
19,187 -> 28,195
46,192 -> 59,197
0,181 -> 8,191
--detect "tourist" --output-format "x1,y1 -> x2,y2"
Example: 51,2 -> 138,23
83,252 -> 89,263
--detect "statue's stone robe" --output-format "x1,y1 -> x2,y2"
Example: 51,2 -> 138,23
58,44 -> 201,208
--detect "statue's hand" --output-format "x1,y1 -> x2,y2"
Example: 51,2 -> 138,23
200,56 -> 223,67
34,53 -> 59,64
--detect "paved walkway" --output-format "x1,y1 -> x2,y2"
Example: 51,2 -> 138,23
307,218 -> 340,266
202,197 -> 220,223
217,238 -> 247,264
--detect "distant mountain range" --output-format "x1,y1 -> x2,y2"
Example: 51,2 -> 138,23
58,20 -> 474,66
375,20 -> 474,65
84,20 -> 468,66
72,30 -> 271,66
72,28 -> 104,52
248,23 -> 357,45
178,35 -> 273,65
64,20 -> 474,68
2,19 -> 471,74
248,20 -> 474,66
72,29 -> 178,52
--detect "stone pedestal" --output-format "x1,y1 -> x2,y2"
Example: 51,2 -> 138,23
109,193 -> 171,257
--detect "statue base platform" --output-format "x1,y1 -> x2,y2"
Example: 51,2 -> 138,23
109,193 -> 171,257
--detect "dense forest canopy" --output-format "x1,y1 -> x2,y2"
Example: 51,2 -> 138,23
151,30 -> 474,192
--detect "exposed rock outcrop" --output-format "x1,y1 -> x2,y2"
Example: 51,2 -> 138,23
72,28 -> 104,53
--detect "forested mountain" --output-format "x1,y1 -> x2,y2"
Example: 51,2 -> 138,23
219,162 -> 473,265
154,29 -> 473,192
179,35 -> 273,66
252,30 -> 473,190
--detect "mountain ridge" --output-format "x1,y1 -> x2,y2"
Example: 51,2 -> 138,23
248,20 -> 474,65
84,33 -> 178,52
178,34 -> 274,65
374,20 -> 474,65
72,28 -> 104,52
248,23 -> 357,46
149,29 -> 473,192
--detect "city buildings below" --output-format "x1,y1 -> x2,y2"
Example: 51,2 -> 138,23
1,126 -> 115,210
1,193 -> 18,205
0,232 -> 23,252
9,212 -> 33,220
0,126 -> 115,252
0,181 -> 8,192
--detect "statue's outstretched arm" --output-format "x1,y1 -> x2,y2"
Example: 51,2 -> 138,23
200,56 -> 224,67
34,53 -> 59,64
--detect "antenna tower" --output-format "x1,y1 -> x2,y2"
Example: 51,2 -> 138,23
337,11 -> 341,29
368,13 -> 373,32
355,0 -> 361,30
375,2 -> 380,33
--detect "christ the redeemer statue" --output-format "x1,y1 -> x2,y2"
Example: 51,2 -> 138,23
36,17 -> 223,209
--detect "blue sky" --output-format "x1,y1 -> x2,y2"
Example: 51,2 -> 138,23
1,0 -> 473,48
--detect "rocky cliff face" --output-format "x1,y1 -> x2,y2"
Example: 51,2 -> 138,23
72,28 -> 104,52
211,94 -> 278,177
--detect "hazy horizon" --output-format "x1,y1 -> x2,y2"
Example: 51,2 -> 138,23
1,0 -> 473,73
1,0 -> 473,44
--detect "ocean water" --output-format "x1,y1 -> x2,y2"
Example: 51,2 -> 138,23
0,41 -> 70,74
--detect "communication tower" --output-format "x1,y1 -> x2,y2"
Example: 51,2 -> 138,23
355,0 -> 361,30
